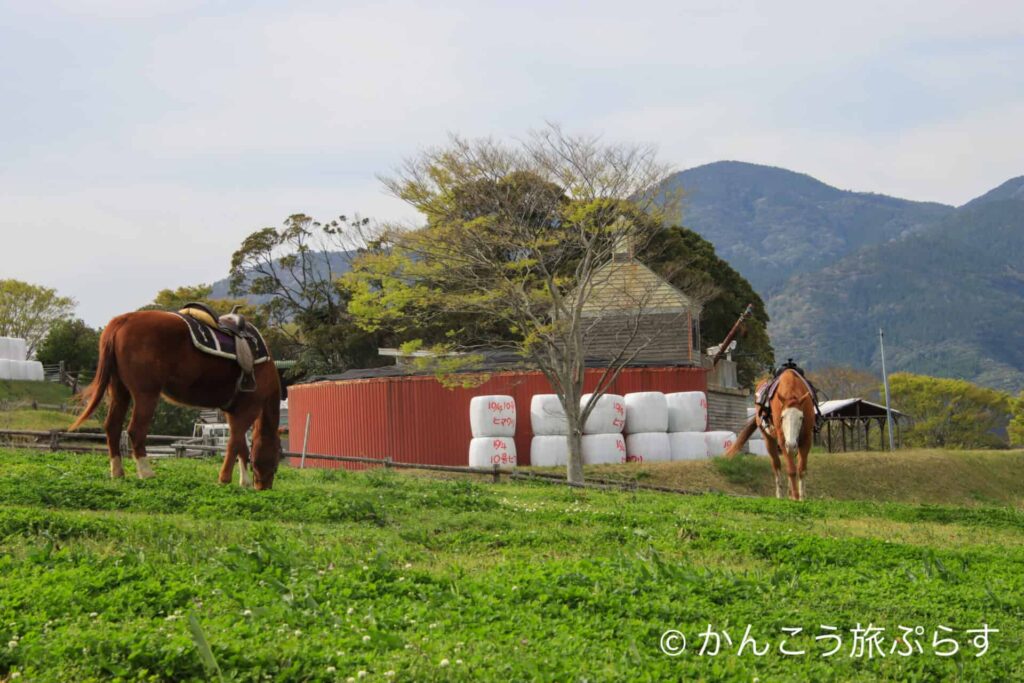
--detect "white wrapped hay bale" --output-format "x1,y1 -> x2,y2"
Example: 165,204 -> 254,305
10,361 -> 26,381
666,392 -> 708,432
469,395 -> 516,437
624,392 -> 668,434
530,435 -> 569,467
748,439 -> 770,456
468,436 -> 517,469
580,393 -> 626,434
530,394 -> 569,435
11,338 -> 26,361
669,432 -> 709,460
625,432 -> 671,463
26,361 -> 45,382
704,431 -> 738,457
0,359 -> 10,380
581,433 -> 626,465
0,338 -> 9,361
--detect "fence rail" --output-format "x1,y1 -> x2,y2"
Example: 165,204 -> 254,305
0,429 -> 716,497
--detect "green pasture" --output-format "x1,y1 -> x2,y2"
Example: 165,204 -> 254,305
0,448 -> 1020,682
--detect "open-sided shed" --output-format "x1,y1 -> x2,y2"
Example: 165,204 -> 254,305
816,398 -> 906,452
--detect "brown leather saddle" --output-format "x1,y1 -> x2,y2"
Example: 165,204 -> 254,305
175,302 -> 270,394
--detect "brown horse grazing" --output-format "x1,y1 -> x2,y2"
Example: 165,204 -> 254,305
725,368 -> 815,501
69,311 -> 282,489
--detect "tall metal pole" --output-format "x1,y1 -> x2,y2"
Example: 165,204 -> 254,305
879,328 -> 896,451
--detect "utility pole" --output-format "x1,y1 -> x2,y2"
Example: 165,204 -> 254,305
879,328 -> 896,451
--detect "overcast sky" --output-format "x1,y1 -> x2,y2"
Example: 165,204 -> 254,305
2,0 -> 1022,326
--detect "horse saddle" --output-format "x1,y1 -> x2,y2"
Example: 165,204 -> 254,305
175,302 -> 270,392
755,362 -> 824,432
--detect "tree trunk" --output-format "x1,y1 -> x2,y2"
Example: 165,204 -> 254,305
566,429 -> 584,484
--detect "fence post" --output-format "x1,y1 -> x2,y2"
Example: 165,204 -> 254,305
48,430 -> 60,451
385,457 -> 393,469
492,464 -> 500,484
299,413 -> 311,469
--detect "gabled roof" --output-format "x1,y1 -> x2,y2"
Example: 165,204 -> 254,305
819,398 -> 906,418
580,257 -> 697,317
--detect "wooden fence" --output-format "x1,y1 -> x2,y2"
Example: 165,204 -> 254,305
0,429 -> 715,497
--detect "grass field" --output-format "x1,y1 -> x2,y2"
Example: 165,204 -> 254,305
0,448 -> 1021,682
0,380 -> 74,405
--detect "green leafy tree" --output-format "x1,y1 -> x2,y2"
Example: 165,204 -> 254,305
889,373 -> 1014,449
346,127 -> 693,484
0,279 -> 76,358
806,366 -> 881,402
643,227 -> 773,388
35,319 -> 100,372
1008,392 -> 1024,448
229,214 -> 385,377
145,284 -> 250,315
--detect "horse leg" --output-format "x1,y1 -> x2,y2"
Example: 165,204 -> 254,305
126,391 -> 158,479
104,378 -> 131,479
221,408 -> 258,488
782,448 -> 799,501
798,446 -> 809,500
766,440 -> 783,499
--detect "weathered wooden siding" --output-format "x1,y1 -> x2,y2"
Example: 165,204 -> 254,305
707,386 -> 749,433
582,312 -> 697,364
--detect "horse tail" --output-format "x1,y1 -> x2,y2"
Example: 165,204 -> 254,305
724,417 -> 758,459
69,316 -> 126,431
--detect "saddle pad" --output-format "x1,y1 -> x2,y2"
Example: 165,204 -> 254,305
174,312 -> 271,364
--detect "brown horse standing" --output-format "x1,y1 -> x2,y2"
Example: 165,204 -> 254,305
70,311 -> 282,489
726,369 -> 815,501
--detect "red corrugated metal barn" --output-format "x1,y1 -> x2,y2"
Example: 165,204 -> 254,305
287,367 -> 706,468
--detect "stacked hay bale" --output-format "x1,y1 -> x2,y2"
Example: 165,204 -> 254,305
467,396 -> 517,469
0,337 -> 43,381
579,393 -> 627,465
623,392 -> 670,462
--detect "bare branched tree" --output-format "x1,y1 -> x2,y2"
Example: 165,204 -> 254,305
347,126 -> 714,483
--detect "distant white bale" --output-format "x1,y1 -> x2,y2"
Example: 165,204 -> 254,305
580,393 -> 626,434
26,361 -> 45,382
12,338 -> 26,361
10,361 -> 26,381
747,440 -> 770,456
530,435 -> 569,467
469,395 -> 516,438
666,392 -> 708,432
468,436 -> 517,469
530,394 -> 569,435
0,338 -> 9,361
624,432 -> 671,463
669,432 -> 709,460
0,359 -> 10,380
581,433 -> 626,465
624,392 -> 668,434
704,431 -> 738,457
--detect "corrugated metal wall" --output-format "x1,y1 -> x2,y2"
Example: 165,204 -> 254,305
288,366 -> 707,468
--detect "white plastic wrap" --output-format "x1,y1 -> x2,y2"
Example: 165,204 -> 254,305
469,395 -> 516,438
669,432 -> 709,460
748,439 -> 770,456
468,436 -> 517,469
0,338 -> 9,361
581,433 -> 626,465
624,392 -> 668,434
530,394 -> 569,435
11,338 -> 26,361
666,392 -> 708,432
704,431 -> 738,457
10,361 -> 26,381
26,361 -> 45,382
0,359 -> 10,380
530,435 -> 569,467
580,393 -> 626,434
624,432 -> 671,463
